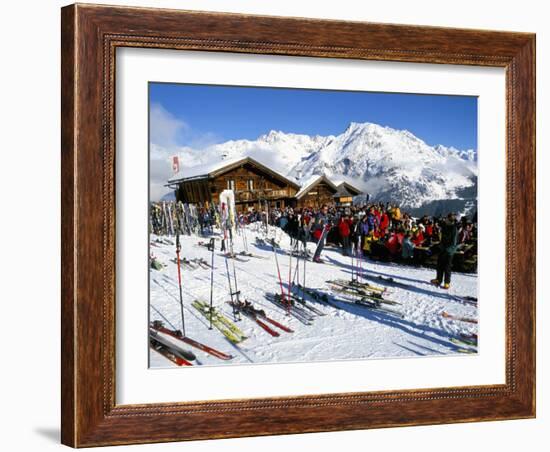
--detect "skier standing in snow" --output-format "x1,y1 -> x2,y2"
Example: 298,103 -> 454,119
431,213 -> 459,289
287,210 -> 299,247
312,205 -> 331,263
338,213 -> 352,256
349,215 -> 360,256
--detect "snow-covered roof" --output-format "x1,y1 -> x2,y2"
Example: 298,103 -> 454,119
333,185 -> 353,198
332,180 -> 362,196
295,174 -> 338,199
167,156 -> 245,183
167,156 -> 300,189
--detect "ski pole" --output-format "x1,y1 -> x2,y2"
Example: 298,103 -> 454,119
302,240 -> 307,303
272,243 -> 287,309
287,241 -> 292,313
175,232 -> 186,337
294,243 -> 300,301
209,237 -> 215,330
229,230 -> 240,299
220,203 -> 227,253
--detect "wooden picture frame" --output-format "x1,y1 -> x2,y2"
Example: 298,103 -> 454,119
61,3 -> 535,447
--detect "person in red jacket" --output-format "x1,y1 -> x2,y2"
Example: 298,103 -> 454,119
338,214 -> 352,256
386,231 -> 401,257
412,227 -> 425,246
379,211 -> 390,234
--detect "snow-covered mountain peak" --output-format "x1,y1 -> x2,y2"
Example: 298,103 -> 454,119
170,121 -> 477,214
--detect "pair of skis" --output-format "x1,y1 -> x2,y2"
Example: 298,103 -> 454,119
264,292 -> 314,325
150,331 -> 194,367
228,300 -> 293,336
191,300 -> 247,344
328,278 -> 387,293
297,284 -> 402,317
238,250 -> 268,260
150,321 -> 234,361
295,284 -> 343,310
285,292 -> 326,316
450,333 -> 478,354
349,297 -> 403,317
326,281 -> 401,306
220,252 -> 250,263
170,256 -> 208,270
450,333 -> 478,347
441,311 -> 478,324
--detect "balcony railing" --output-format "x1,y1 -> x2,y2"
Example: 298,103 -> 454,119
235,189 -> 289,201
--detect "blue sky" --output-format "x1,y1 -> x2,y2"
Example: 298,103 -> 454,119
149,82 -> 478,151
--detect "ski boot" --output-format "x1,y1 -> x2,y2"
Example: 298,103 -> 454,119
430,278 -> 441,286
442,283 -> 450,290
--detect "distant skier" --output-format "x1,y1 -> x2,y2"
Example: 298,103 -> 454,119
431,213 -> 458,289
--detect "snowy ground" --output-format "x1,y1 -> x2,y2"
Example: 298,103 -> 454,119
149,223 -> 478,368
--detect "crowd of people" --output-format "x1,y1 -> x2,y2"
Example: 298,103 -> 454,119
237,202 -> 477,288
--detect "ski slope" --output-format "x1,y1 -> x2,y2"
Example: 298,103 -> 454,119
149,224 -> 478,368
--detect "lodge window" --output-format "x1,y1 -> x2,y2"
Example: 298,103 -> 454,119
227,179 -> 235,191
247,179 -> 254,191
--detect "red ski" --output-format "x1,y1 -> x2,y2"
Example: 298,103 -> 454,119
150,339 -> 193,366
261,316 -> 293,333
252,317 -> 281,337
441,311 -> 478,324
151,322 -> 234,361
228,302 -> 281,337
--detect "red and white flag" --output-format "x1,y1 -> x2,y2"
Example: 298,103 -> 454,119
172,155 -> 179,174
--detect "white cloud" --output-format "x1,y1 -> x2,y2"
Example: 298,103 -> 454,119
149,103 -> 188,148
149,103 -> 188,201
148,103 -> 225,201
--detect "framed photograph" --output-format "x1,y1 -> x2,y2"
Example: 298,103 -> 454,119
61,3 -> 536,447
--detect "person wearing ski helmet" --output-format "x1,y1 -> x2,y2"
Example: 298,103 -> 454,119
431,212 -> 458,289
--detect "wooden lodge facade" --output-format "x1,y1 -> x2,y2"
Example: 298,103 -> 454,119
167,157 -> 300,213
166,157 -> 363,212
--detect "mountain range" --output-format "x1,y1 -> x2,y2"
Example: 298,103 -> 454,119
168,121 -> 477,216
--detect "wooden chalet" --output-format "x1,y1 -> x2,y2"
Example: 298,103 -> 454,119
333,181 -> 363,206
166,157 -> 300,213
294,175 -> 339,208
